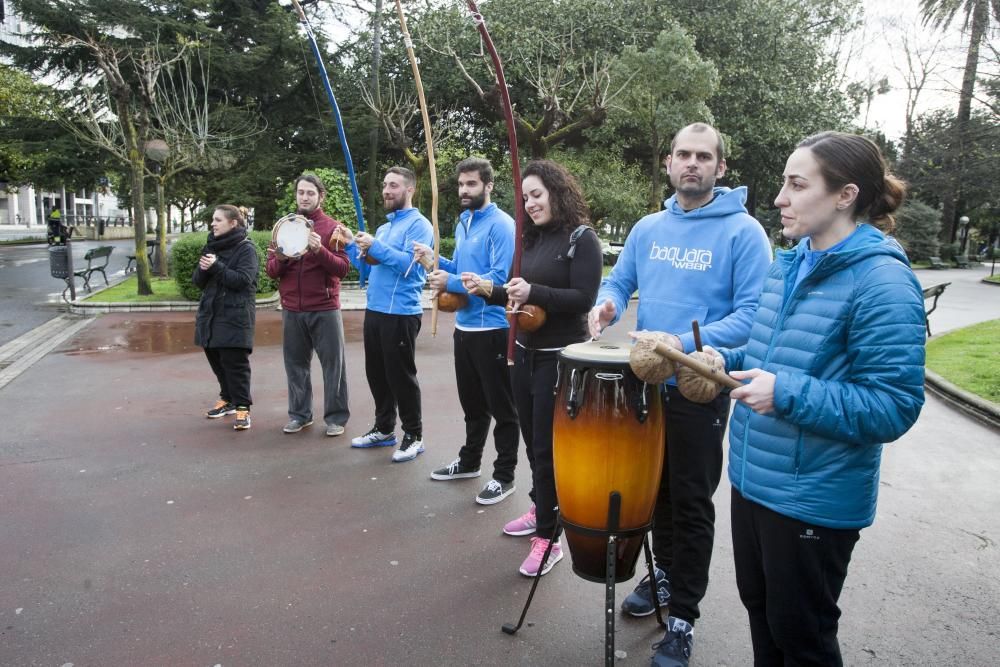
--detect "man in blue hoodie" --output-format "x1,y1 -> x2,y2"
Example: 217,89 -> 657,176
589,123 -> 772,667
417,158 -> 519,505
347,166 -> 435,463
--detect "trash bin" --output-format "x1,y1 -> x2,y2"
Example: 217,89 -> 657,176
49,245 -> 70,279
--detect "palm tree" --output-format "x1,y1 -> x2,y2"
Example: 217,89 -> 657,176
920,0 -> 1000,243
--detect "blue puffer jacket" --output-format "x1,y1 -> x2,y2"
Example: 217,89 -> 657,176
719,224 -> 926,529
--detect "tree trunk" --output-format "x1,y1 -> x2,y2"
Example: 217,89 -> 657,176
945,0 -> 987,243
649,142 -> 661,213
156,174 -> 168,278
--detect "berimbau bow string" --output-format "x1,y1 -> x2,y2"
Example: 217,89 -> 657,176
289,0 -> 369,286
393,0 -> 441,336
464,0 -> 524,364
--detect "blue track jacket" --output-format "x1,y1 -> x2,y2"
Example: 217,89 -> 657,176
348,207 -> 434,316
439,203 -> 515,329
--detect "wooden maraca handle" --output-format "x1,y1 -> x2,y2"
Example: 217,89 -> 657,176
650,342 -> 742,390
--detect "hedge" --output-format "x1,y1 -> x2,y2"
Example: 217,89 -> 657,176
171,232 -> 459,300
171,231 -> 278,301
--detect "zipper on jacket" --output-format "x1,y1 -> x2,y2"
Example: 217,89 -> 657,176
794,431 -> 803,479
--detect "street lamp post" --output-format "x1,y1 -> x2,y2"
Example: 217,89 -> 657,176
958,215 -> 970,256
143,139 -> 169,276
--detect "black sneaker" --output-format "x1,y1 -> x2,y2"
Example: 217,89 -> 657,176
476,479 -> 515,505
622,567 -> 671,617
650,617 -> 693,667
431,458 -> 482,480
206,400 -> 236,418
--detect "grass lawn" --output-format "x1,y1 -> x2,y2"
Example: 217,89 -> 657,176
926,319 -> 1000,403
86,276 -> 189,302
0,236 -> 46,246
985,274 -> 1000,284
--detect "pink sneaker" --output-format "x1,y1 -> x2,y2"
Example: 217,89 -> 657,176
519,536 -> 563,577
503,503 -> 537,536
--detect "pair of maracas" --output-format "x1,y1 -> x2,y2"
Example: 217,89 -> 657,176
628,324 -> 741,404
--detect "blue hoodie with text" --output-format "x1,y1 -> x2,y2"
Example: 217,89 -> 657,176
439,203 -> 515,329
597,186 -> 772,373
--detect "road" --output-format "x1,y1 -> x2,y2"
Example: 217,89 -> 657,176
0,270 -> 997,666
0,239 -> 152,347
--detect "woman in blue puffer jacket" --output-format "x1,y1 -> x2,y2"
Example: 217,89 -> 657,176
706,132 -> 926,666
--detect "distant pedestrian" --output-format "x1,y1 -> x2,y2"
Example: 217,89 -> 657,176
194,205 -> 259,431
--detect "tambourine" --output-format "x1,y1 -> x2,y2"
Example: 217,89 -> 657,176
272,214 -> 313,258
507,303 -> 547,333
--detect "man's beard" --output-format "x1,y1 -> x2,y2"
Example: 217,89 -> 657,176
383,196 -> 405,212
297,202 -> 318,216
671,173 -> 714,198
461,192 -> 487,211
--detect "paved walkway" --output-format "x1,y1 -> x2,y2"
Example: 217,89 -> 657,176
0,268 -> 997,666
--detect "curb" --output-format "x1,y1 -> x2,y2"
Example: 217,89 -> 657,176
924,368 -> 1000,432
67,292 -> 281,315
0,314 -> 96,391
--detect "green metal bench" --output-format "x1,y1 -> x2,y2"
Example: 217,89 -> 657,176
74,245 -> 113,291
927,256 -> 948,270
954,254 -> 970,269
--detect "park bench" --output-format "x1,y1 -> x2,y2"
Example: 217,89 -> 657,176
928,256 -> 948,270
125,239 -> 158,273
954,254 -> 970,269
74,245 -> 114,291
922,281 -> 950,337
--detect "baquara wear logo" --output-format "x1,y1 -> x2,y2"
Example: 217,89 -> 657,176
649,241 -> 713,271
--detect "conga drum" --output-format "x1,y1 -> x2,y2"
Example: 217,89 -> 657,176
272,213 -> 313,258
553,340 -> 665,583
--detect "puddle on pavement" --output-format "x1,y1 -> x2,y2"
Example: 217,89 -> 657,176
61,311 -> 364,356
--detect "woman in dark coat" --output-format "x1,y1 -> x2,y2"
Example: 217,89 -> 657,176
193,205 -> 259,430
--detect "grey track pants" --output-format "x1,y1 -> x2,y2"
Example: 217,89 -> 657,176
282,309 -> 350,427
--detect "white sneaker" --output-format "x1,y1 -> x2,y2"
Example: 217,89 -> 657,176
391,433 -> 425,462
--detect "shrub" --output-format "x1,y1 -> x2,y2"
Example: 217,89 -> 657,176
894,201 -> 941,261
171,231 -> 277,300
274,168 -> 358,229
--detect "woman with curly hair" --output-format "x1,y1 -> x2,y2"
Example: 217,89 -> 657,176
462,159 -> 603,576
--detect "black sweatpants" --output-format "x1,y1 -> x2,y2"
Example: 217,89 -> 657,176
454,329 -> 519,483
731,489 -> 860,667
204,347 -> 252,408
651,385 -> 730,624
512,347 -> 559,537
363,309 -> 422,437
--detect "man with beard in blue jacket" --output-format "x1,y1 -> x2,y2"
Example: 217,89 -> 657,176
345,167 -> 434,463
417,158 -> 519,506
589,123 -> 772,667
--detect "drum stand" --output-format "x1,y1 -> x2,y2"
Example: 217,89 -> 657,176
502,492 -> 666,667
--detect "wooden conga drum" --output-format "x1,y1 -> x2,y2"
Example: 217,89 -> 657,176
553,340 -> 665,583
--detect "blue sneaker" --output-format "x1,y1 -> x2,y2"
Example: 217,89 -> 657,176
350,428 -> 397,448
622,567 -> 670,617
650,617 -> 693,667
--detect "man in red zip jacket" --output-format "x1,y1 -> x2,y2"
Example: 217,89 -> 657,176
266,173 -> 352,436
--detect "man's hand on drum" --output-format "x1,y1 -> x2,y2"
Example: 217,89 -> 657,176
588,299 -> 617,339
729,368 -> 776,415
307,231 -> 322,253
504,277 -> 531,309
199,253 -> 217,271
427,269 -> 449,294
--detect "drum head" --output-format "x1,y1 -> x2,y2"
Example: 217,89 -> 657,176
272,214 -> 313,257
560,340 -> 631,367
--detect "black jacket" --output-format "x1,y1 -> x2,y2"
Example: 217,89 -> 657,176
193,228 -> 259,350
486,224 -> 602,349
